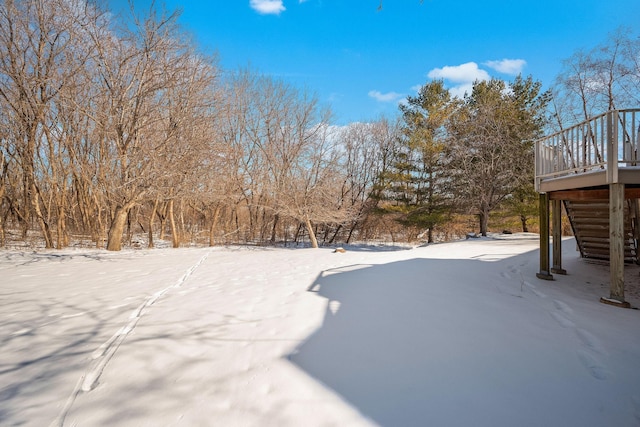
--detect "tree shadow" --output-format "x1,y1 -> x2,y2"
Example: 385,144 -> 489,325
0,298 -> 114,425
287,250 -> 606,427
0,250 -> 135,267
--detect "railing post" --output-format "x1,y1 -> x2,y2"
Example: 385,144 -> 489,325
607,110 -> 618,183
535,140 -> 540,192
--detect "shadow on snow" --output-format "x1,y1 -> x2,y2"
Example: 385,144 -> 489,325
287,249 -> 618,427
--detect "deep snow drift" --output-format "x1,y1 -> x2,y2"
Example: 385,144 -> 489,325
1,235 -> 639,426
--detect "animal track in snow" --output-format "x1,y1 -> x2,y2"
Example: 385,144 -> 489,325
575,328 -> 606,355
553,299 -> 573,315
551,312 -> 575,328
524,281 -> 547,298
548,298 -> 610,381
577,349 -> 609,380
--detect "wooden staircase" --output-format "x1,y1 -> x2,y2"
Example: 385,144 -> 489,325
564,199 -> 640,263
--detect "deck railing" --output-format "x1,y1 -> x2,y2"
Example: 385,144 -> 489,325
535,108 -> 640,191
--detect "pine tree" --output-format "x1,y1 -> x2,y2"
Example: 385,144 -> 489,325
447,76 -> 550,236
380,80 -> 457,243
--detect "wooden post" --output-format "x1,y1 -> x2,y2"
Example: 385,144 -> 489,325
551,199 -> 566,274
537,193 -> 553,280
607,183 -> 627,304
606,111 -> 619,184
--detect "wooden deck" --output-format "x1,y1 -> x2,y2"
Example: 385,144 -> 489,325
536,109 -> 640,192
535,109 -> 640,307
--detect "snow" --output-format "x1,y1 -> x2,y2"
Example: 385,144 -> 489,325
1,235 -> 640,426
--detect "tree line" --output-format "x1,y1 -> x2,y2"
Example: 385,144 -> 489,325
0,1 -> 637,250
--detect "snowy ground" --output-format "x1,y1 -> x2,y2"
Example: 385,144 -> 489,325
1,234 -> 639,427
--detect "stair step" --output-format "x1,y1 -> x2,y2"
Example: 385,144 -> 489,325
568,211 -> 611,219
564,198 -> 639,263
582,247 -> 636,257
567,207 -> 610,213
579,234 -> 635,242
570,220 -> 632,228
582,244 -> 635,256
571,224 -> 611,232
575,230 -> 635,238
570,218 -> 612,224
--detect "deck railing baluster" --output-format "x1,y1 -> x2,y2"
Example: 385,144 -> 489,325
631,111 -> 640,166
535,109 -> 640,184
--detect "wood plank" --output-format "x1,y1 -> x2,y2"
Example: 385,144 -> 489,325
537,193 -> 553,280
571,220 -> 610,226
567,203 -> 610,210
550,188 -> 640,201
610,183 -> 626,301
571,214 -> 609,224
576,232 -> 610,240
583,247 -> 635,257
552,199 -> 566,274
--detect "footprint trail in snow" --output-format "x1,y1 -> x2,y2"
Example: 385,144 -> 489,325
50,249 -> 213,427
499,264 -> 610,381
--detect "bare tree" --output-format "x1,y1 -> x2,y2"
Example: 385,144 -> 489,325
84,4 -> 202,250
148,51 -> 219,248
334,118 -> 400,243
276,122 -> 354,248
0,0 -> 95,247
448,77 -> 549,236
553,26 -> 640,128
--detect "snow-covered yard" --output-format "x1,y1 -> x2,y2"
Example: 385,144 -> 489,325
1,235 -> 639,426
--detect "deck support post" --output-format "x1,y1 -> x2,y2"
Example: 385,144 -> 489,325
537,193 -> 553,280
551,199 -> 566,274
608,183 -> 626,303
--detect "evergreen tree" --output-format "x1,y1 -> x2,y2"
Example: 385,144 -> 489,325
447,76 -> 550,236
380,80 -> 457,243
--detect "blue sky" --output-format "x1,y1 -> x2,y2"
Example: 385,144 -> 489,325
109,0 -> 640,124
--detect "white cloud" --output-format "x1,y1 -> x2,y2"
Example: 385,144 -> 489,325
425,62 -> 492,99
427,62 -> 491,84
368,90 -> 404,103
422,59 -> 527,99
484,58 -> 526,75
250,0 -> 285,15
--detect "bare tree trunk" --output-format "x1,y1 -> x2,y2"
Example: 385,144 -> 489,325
179,198 -> 186,244
209,204 -> 221,247
270,214 -> 279,243
305,217 -> 319,248
31,181 -> 53,248
0,213 -> 5,247
0,183 -> 6,247
106,205 -> 130,251
294,223 -> 303,245
521,215 -> 529,233
94,194 -> 104,248
158,202 -> 167,240
346,220 -> 359,244
479,208 -> 490,237
56,204 -> 68,249
329,223 -> 343,244
126,209 -> 133,246
168,199 -> 179,248
148,198 -> 159,248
